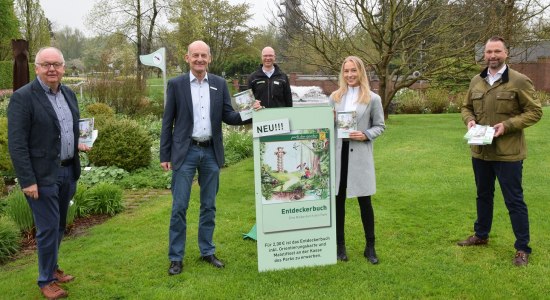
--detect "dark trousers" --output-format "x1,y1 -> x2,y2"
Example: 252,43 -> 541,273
336,141 -> 375,246
472,158 -> 531,253
26,165 -> 76,287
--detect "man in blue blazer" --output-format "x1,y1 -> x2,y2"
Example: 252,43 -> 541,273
160,40 -> 258,275
8,47 -> 90,299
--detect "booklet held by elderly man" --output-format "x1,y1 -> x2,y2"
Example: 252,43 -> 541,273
79,118 -> 98,147
233,89 -> 256,121
464,125 -> 495,145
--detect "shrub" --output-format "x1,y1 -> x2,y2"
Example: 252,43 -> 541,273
73,183 -> 90,217
77,183 -> 123,216
223,125 -> 253,166
5,189 -> 34,232
135,114 -> 163,141
0,216 -> 20,263
535,90 -> 550,107
82,102 -> 115,131
0,117 -> 14,177
86,76 -> 146,115
118,165 -> 171,189
66,199 -> 78,227
88,118 -> 152,171
395,89 -> 426,114
0,93 -> 11,117
425,89 -> 452,114
85,102 -> 115,117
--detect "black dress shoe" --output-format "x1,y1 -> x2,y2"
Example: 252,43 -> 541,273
168,261 -> 183,275
201,255 -> 225,268
337,244 -> 348,262
364,246 -> 379,264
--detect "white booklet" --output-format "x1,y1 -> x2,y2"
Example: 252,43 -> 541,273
464,125 -> 495,145
79,118 -> 98,147
336,111 -> 357,138
233,89 -> 256,121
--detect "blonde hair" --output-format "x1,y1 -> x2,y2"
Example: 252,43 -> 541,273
330,56 -> 371,104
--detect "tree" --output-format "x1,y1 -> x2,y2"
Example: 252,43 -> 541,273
14,0 -> 51,58
273,0 -> 549,117
0,0 -> 20,60
169,0 -> 253,74
51,26 -> 87,61
86,0 -> 169,81
81,34 -> 135,74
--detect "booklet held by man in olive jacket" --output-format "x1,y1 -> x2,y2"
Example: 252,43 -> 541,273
464,124 -> 494,145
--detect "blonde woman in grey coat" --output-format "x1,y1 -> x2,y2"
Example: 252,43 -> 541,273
329,56 -> 385,264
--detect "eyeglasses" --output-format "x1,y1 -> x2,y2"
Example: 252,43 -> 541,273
36,62 -> 64,69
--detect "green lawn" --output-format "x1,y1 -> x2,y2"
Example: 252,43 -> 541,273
1,109 -> 549,299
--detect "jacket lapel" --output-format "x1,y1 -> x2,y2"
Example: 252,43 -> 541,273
182,74 -> 194,117
32,80 -> 60,131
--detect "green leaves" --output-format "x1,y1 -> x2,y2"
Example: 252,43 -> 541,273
0,216 -> 20,263
4,189 -> 34,232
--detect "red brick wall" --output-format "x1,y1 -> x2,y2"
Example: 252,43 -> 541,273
272,61 -> 550,97
511,58 -> 550,92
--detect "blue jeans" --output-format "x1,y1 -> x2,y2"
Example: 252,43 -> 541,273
26,165 -> 76,287
168,144 -> 220,261
472,158 -> 531,253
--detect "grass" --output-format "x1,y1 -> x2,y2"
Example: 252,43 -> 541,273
0,109 -> 549,299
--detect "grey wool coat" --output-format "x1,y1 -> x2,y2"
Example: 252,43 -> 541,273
330,91 -> 385,198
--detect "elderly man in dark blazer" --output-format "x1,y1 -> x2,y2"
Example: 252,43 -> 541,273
8,47 -> 90,299
160,40 -> 259,275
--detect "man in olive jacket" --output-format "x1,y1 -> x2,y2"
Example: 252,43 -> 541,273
457,36 -> 542,267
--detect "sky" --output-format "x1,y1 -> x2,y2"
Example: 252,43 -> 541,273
39,0 -> 273,36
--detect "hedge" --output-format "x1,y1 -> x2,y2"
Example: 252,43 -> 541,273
0,62 -> 36,89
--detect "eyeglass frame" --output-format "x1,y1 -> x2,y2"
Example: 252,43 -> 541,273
35,62 -> 65,69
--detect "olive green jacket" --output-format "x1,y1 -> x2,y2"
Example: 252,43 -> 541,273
461,66 -> 542,161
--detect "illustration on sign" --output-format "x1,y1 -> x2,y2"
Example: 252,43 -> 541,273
259,128 -> 331,233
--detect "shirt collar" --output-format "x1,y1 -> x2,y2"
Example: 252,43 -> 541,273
489,64 -> 507,77
37,77 -> 60,94
190,72 -> 209,84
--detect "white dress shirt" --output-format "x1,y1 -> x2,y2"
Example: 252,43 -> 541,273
190,72 -> 212,141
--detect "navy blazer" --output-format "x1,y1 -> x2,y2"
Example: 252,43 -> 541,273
8,79 -> 81,188
160,73 -> 249,169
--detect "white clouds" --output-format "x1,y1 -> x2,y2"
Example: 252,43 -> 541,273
40,0 -> 272,37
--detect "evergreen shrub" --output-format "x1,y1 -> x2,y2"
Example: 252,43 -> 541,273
0,62 -> 36,89
83,102 -> 115,130
0,216 -> 20,263
0,117 -> 14,177
0,62 -> 12,89
88,118 -> 152,171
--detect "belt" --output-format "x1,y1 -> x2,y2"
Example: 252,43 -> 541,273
192,139 -> 211,147
60,159 -> 73,167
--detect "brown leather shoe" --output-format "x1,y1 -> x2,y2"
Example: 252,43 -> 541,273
40,282 -> 68,300
513,250 -> 529,266
457,235 -> 488,246
54,269 -> 75,283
